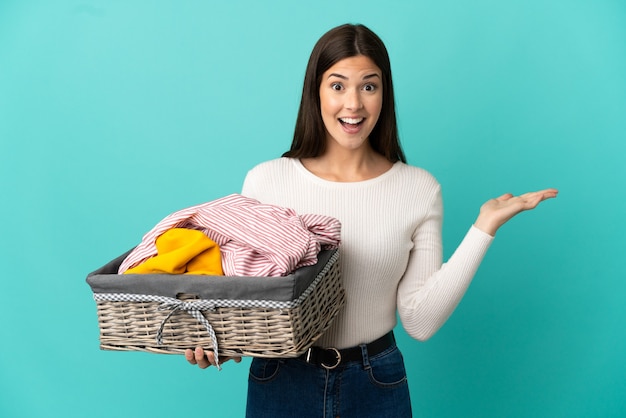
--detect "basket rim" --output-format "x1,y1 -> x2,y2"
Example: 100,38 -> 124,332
87,249 -> 338,302
93,249 -> 338,310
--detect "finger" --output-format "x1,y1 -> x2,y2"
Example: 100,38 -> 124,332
527,189 -> 558,202
219,356 -> 243,365
205,351 -> 218,367
496,193 -> 514,202
539,188 -> 559,195
522,189 -> 558,200
185,348 -> 197,365
194,347 -> 213,369
539,189 -> 559,200
517,191 -> 557,211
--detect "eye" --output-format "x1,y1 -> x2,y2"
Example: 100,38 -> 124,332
331,82 -> 343,91
363,83 -> 377,92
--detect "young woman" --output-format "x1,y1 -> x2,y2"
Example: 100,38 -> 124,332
185,24 -> 557,417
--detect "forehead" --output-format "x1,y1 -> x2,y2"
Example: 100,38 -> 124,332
324,55 -> 381,77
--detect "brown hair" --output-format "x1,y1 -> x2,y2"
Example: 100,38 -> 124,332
282,23 -> 406,163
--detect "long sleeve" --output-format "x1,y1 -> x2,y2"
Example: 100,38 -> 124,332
397,194 -> 493,340
240,158 -> 494,348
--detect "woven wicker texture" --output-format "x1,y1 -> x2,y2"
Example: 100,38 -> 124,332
93,253 -> 344,357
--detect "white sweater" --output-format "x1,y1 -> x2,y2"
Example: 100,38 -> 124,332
242,158 -> 493,349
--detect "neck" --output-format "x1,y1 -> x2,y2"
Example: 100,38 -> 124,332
301,145 -> 393,182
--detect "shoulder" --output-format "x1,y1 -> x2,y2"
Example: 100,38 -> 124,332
391,163 -> 443,215
392,162 -> 441,190
242,158 -> 296,199
246,157 -> 294,177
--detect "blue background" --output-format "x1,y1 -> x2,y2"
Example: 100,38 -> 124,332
1,1 -> 624,417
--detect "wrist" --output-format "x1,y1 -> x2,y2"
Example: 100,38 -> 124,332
473,214 -> 498,237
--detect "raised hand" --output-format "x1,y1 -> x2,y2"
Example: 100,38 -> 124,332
473,188 -> 558,236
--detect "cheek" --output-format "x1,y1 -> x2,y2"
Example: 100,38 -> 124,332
319,102 -> 336,131
367,98 -> 383,123
320,91 -> 340,114
372,97 -> 383,120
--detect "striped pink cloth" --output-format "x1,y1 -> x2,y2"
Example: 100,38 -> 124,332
118,194 -> 341,277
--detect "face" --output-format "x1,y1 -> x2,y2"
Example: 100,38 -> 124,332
319,55 -> 383,153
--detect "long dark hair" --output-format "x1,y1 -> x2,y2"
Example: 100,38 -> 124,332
283,24 -> 406,163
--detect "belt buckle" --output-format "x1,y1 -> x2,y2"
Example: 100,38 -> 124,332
321,347 -> 341,370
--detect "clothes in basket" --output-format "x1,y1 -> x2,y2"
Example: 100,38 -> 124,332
118,193 -> 342,277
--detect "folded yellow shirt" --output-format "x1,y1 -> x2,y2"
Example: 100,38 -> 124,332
124,228 -> 223,275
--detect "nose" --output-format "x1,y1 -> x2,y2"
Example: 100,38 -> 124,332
344,88 -> 363,111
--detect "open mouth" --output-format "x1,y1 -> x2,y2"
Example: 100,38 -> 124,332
339,117 -> 364,127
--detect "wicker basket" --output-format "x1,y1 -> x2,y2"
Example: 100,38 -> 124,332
86,249 -> 344,360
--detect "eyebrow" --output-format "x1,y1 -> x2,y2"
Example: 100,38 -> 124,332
327,73 -> 381,80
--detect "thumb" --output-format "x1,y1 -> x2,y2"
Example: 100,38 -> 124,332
496,193 -> 514,202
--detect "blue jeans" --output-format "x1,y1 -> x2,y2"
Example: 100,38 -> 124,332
246,341 -> 412,418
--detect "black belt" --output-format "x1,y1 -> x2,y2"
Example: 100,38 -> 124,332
299,332 -> 395,370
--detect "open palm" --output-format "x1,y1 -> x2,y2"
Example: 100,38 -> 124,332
475,188 -> 559,236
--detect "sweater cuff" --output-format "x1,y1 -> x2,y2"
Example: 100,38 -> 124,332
464,224 -> 494,256
469,224 -> 495,240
